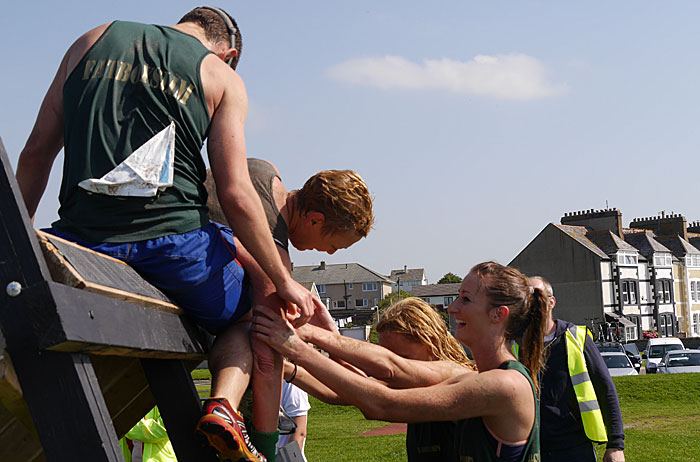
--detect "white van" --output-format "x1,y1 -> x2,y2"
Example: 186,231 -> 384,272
643,337 -> 685,368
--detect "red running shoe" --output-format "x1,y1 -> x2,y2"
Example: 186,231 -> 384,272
196,397 -> 267,462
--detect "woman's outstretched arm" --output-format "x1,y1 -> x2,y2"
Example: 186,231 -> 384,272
262,306 -> 466,389
252,306 -> 531,429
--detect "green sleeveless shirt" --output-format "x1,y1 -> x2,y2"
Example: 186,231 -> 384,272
455,361 -> 540,462
56,21 -> 212,243
406,420 -> 459,461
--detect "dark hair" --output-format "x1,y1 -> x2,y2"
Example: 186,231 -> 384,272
178,7 -> 243,68
471,261 -> 548,391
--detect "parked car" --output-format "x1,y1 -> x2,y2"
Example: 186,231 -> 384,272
658,349 -> 700,374
601,352 -> 639,377
597,342 -> 641,371
622,343 -> 642,369
641,337 -> 685,370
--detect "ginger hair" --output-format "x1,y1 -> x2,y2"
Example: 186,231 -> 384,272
470,262 -> 548,391
294,169 -> 374,237
377,297 -> 474,369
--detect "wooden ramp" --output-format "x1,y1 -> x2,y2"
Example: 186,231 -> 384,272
0,138 -> 217,461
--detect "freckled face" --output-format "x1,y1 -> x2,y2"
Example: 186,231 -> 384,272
447,272 -> 492,346
378,330 -> 435,361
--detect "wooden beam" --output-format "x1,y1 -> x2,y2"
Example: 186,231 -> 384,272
0,137 -> 52,294
142,358 -> 218,461
37,281 -> 211,358
36,231 -> 182,314
8,349 -> 122,461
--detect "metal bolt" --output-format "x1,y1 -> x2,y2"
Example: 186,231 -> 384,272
6,281 -> 22,297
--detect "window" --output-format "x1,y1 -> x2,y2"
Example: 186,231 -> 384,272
333,300 -> 345,308
444,296 -> 454,306
627,315 -> 641,341
362,282 -> 377,292
654,253 -> 673,267
659,313 -> 675,336
657,280 -> 672,303
686,255 -> 700,267
374,298 -> 379,305
691,281 -> 700,303
693,313 -> 700,336
617,252 -> 638,266
355,298 -> 368,307
317,284 -> 326,294
348,283 -> 353,289
621,280 -> 637,304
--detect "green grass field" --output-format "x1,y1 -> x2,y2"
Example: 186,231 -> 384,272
192,370 -> 700,461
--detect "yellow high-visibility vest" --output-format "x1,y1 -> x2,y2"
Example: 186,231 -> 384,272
511,325 -> 608,443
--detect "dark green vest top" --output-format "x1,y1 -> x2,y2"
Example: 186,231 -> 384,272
56,21 -> 212,243
406,420 -> 459,462
455,361 -> 540,462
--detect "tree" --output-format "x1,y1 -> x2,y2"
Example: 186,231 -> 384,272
437,272 -> 462,284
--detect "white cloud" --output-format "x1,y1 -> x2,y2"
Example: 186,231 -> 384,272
326,53 -> 568,101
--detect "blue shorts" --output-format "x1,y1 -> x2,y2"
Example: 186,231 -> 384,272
46,222 -> 250,331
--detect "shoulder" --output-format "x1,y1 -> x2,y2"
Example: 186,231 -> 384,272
248,158 -> 280,176
200,55 -> 247,106
476,367 -> 532,399
64,22 -> 114,78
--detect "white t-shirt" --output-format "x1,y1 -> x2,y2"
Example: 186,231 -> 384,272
277,381 -> 311,453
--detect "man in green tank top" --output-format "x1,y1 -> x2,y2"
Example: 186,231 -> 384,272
15,7 -> 328,462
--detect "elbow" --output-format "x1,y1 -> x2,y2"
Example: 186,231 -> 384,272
359,400 -> 392,421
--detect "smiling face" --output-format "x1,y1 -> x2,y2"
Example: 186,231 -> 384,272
378,330 -> 435,361
447,271 -> 499,347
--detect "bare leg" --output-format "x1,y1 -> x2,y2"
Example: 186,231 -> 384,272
233,238 -> 284,433
209,318 -> 254,410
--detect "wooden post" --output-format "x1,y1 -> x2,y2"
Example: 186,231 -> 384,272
0,138 -> 123,460
141,358 -> 218,461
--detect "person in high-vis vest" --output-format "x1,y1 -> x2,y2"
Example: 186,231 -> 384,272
529,277 -> 625,462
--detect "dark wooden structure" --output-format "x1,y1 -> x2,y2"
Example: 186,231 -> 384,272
0,138 -> 217,461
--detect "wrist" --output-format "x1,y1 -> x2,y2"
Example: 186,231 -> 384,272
285,361 -> 298,383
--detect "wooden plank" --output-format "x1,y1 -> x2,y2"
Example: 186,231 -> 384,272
0,350 -> 38,437
0,404 -> 44,462
0,137 -> 52,292
8,349 -> 122,461
90,355 -> 155,438
142,358 -> 218,461
36,231 -> 182,314
34,282 -> 211,358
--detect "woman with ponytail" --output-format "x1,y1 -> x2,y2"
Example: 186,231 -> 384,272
253,261 -> 548,462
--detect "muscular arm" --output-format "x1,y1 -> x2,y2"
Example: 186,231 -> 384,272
203,57 -> 322,324
16,24 -> 110,219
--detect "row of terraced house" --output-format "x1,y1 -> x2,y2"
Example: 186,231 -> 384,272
291,208 -> 700,341
511,208 -> 700,341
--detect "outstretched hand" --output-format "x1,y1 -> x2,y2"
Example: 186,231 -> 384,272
275,277 -> 321,327
252,305 -> 306,360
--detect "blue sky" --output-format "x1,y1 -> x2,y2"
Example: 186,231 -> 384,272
3,2 -> 700,283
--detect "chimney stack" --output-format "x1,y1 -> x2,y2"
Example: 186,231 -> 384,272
629,213 -> 688,240
320,261 -> 326,270
560,207 -> 623,236
688,220 -> 700,234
